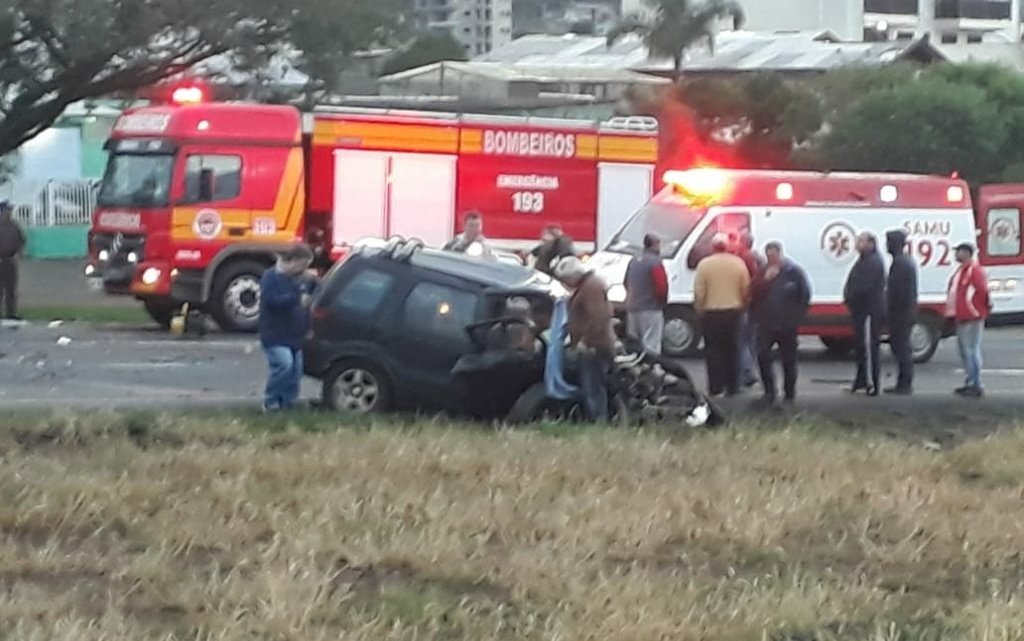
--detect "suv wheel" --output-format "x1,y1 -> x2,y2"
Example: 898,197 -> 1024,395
323,360 -> 392,414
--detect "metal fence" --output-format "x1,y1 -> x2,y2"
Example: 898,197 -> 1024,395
12,179 -> 100,227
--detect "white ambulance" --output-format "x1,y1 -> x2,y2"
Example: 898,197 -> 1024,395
589,168 -> 1024,363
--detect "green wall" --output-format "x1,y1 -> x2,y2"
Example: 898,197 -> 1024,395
26,225 -> 88,258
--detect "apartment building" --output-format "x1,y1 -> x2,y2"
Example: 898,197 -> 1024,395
415,0 -> 514,55
865,0 -> 1021,43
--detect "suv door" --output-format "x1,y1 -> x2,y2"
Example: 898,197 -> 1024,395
384,278 -> 482,407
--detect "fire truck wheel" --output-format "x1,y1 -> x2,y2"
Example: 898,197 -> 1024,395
143,298 -> 178,330
662,307 -> 701,357
908,316 -> 942,364
210,260 -> 267,333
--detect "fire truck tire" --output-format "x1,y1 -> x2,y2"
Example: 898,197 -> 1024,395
820,336 -> 855,356
907,315 -> 942,364
662,307 -> 702,357
209,259 -> 267,333
143,298 -> 178,330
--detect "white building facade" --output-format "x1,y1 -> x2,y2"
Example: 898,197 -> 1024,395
415,0 -> 514,55
865,0 -> 1021,44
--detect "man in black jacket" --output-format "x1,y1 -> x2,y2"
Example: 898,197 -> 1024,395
0,202 -> 26,320
885,229 -> 918,394
750,241 -> 811,406
844,232 -> 886,396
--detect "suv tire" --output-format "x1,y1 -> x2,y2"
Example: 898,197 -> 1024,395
322,360 -> 393,414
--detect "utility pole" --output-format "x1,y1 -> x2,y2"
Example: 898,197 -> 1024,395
917,0 -> 935,40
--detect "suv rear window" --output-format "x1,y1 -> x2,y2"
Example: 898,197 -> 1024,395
403,282 -> 478,344
331,268 -> 396,317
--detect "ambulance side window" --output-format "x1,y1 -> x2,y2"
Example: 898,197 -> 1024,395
686,212 -> 751,270
986,208 -> 1021,257
183,155 -> 242,203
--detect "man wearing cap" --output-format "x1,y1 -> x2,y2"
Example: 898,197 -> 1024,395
947,242 -> 991,398
553,256 -> 614,422
258,243 -> 316,411
694,233 -> 750,397
0,201 -> 26,320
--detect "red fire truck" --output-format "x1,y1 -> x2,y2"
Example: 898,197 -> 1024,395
85,100 -> 658,330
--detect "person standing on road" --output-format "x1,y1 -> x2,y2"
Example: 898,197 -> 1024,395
735,231 -> 764,388
750,241 -> 811,407
947,242 -> 991,398
531,225 -> 575,275
885,229 -> 918,395
554,256 -> 614,422
843,232 -> 886,396
0,201 -> 26,320
444,211 -> 497,260
694,233 -> 750,397
624,233 -> 668,355
258,243 -> 315,412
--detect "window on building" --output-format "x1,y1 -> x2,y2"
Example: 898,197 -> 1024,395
967,33 -> 983,44
183,155 -> 242,203
941,33 -> 958,44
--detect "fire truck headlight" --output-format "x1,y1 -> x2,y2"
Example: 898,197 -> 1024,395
84,264 -> 96,277
98,249 -> 110,262
127,251 -> 139,263
608,284 -> 627,304
141,267 -> 162,286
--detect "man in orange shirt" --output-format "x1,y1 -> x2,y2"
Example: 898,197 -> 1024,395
694,233 -> 751,397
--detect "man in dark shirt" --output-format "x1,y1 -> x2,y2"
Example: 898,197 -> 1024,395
258,243 -> 315,411
844,232 -> 886,396
885,229 -> 918,394
0,201 -> 26,320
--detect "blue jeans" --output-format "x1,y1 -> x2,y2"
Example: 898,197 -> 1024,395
956,320 -> 984,389
579,350 -> 610,422
263,345 -> 303,410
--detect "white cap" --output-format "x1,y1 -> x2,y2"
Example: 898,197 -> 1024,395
711,232 -> 729,249
553,256 -> 587,281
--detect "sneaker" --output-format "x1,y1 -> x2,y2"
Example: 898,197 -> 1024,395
884,386 -> 913,396
960,386 -> 984,398
953,385 -> 971,395
866,387 -> 879,397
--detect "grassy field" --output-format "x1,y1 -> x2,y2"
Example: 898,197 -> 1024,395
2,412 -> 1024,640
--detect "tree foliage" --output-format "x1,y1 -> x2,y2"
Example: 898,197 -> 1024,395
380,33 -> 467,77
819,64 -> 1024,185
0,0 -> 400,157
607,0 -> 744,73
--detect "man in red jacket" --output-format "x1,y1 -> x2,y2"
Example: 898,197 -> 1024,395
946,242 -> 991,398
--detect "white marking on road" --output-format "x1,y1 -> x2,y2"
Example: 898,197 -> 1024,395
957,369 -> 1024,376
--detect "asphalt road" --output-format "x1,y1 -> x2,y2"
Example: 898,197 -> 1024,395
2,321 -> 1024,429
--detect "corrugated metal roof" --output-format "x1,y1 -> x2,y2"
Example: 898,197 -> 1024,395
378,61 -> 669,84
472,30 -> 943,74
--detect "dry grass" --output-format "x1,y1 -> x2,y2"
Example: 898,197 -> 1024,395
1,411 -> 1024,640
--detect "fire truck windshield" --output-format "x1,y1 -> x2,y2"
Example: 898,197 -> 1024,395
97,154 -> 173,208
607,201 -> 703,258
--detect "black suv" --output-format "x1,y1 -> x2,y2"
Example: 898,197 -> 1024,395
304,238 -> 565,415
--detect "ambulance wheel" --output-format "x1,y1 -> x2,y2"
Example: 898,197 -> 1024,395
143,298 -> 177,330
909,316 -> 942,364
663,307 -> 701,357
209,260 -> 266,333
820,336 -> 854,356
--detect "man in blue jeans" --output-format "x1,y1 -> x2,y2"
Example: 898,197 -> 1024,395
259,243 -> 315,411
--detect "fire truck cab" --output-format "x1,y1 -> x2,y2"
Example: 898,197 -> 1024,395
590,168 -> 1024,363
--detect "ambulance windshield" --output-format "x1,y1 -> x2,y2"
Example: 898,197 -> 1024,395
607,201 -> 702,258
98,153 -> 173,208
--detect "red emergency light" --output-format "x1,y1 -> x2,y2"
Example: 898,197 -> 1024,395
663,168 -> 731,205
170,83 -> 206,105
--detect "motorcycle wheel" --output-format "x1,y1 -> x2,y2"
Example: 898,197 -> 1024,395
507,383 -> 630,427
